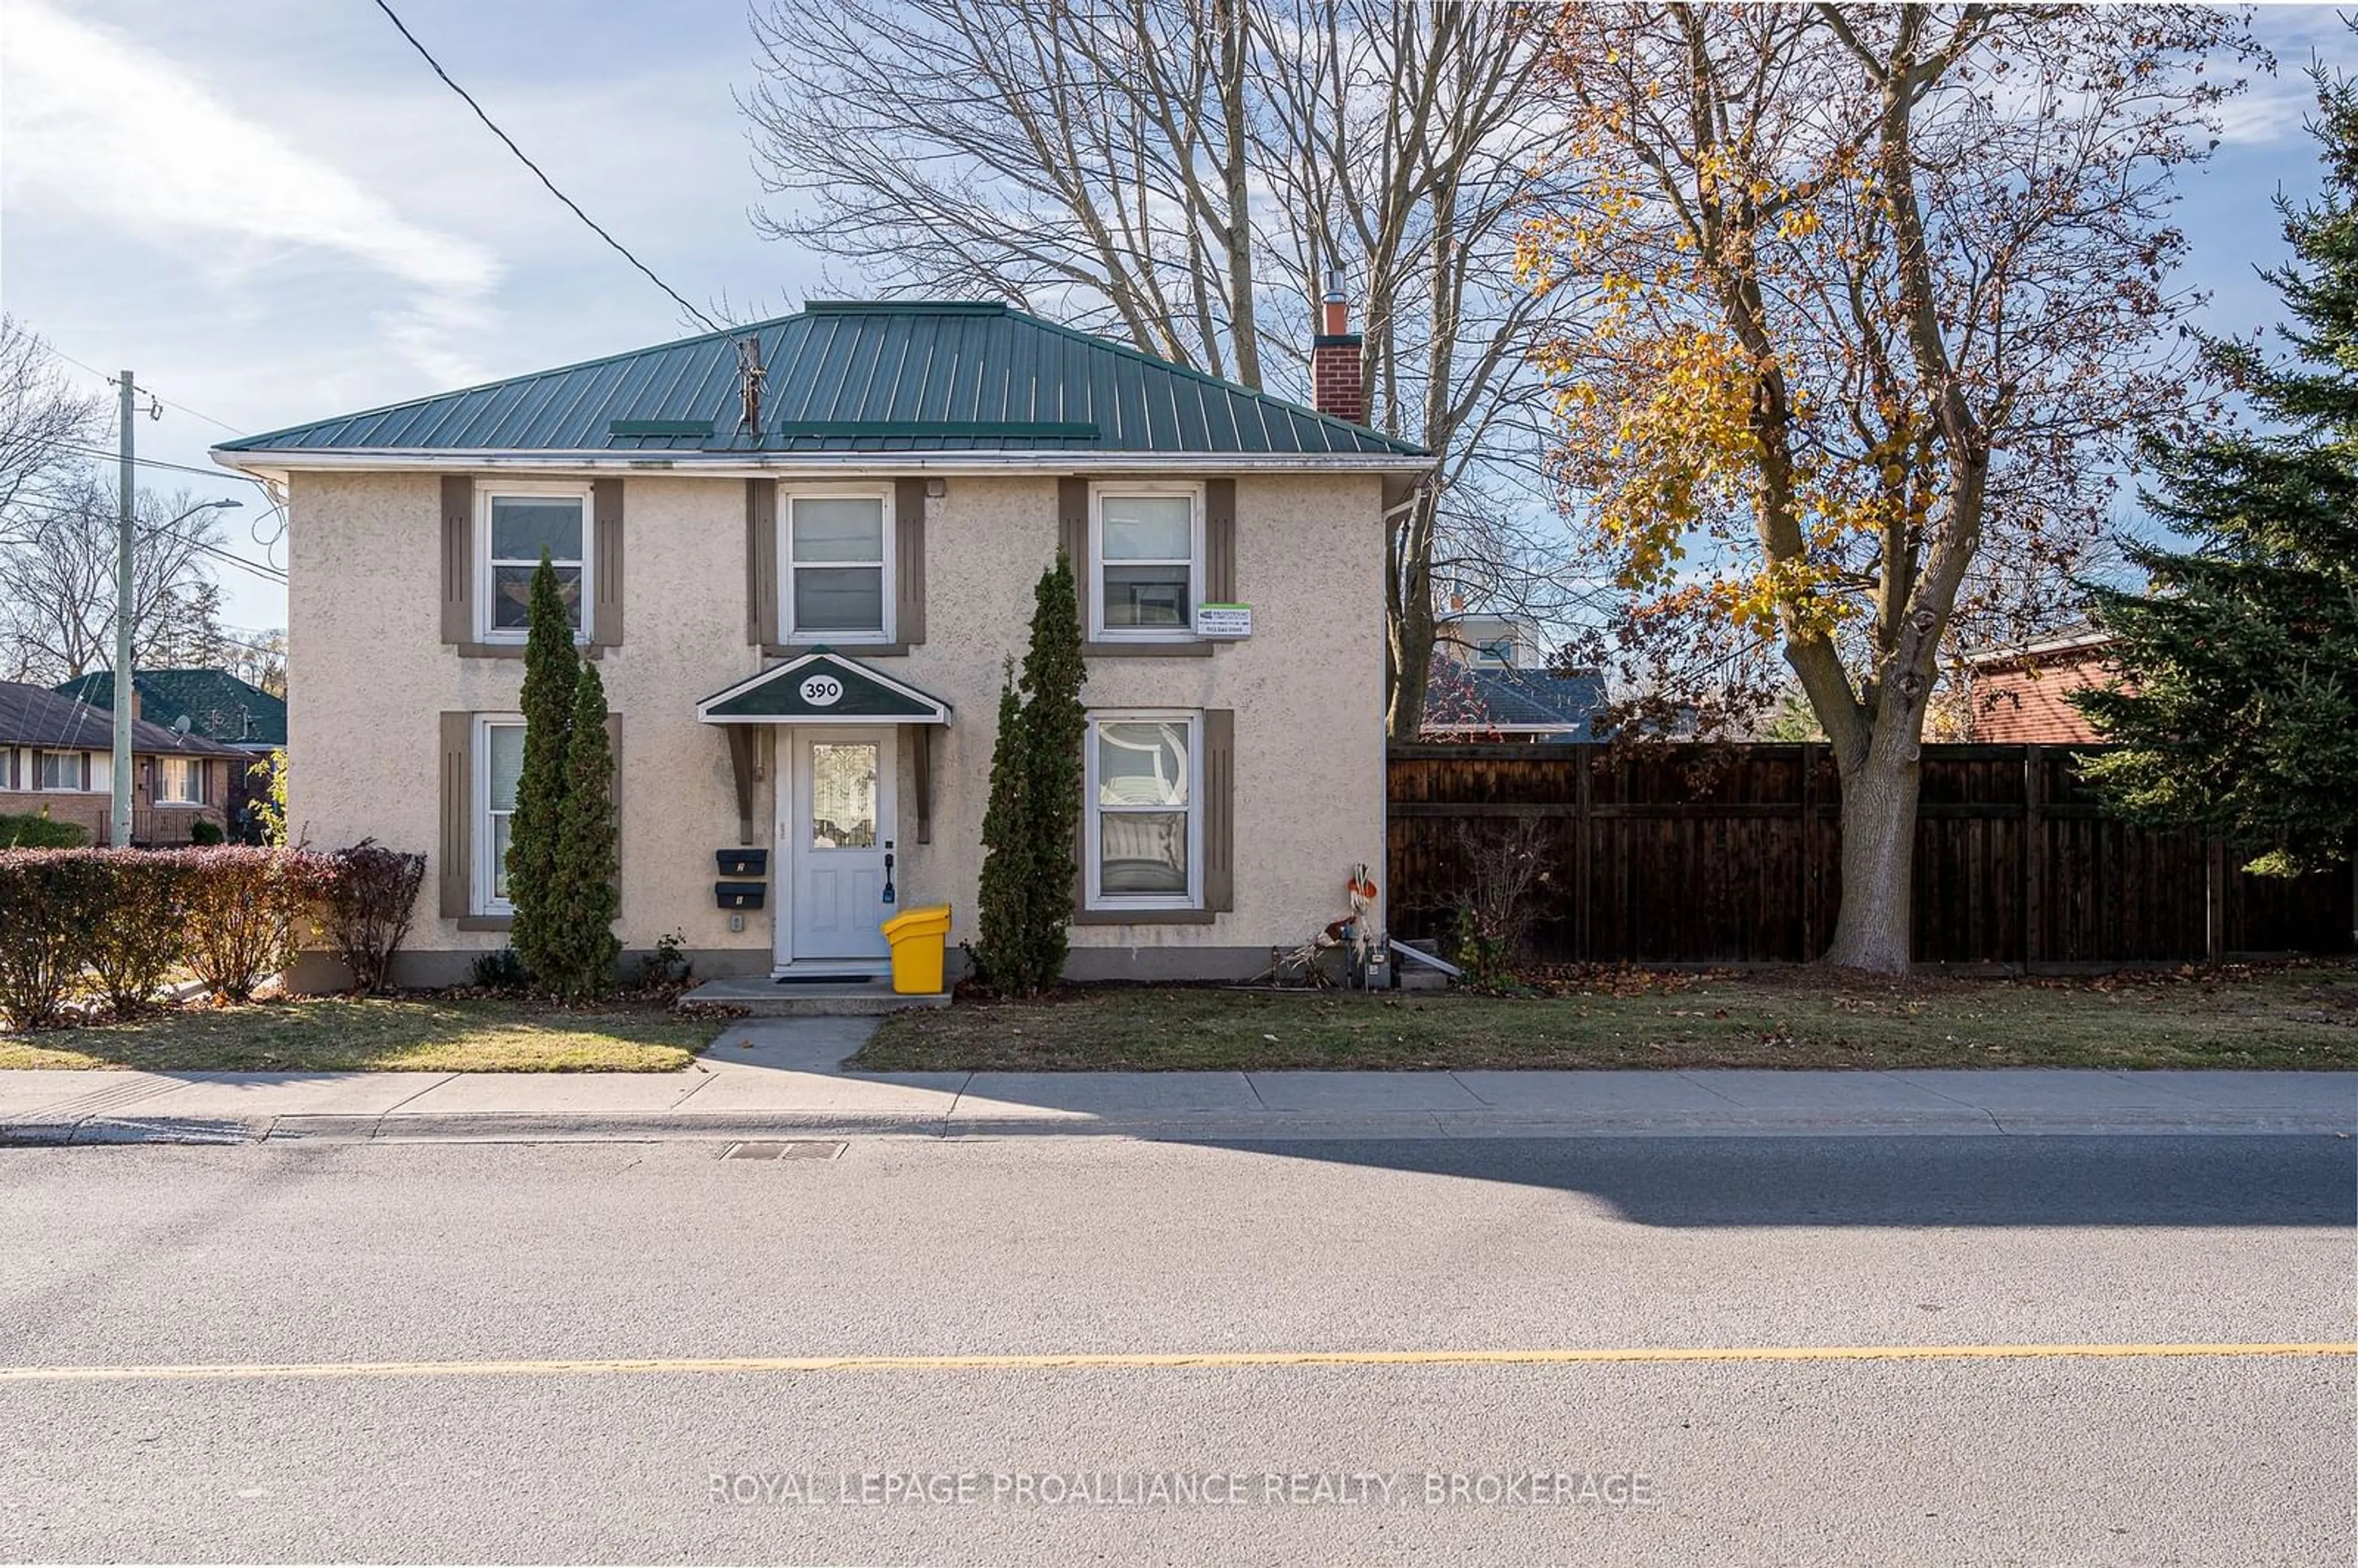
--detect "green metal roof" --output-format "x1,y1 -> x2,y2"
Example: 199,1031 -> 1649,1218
52,669 -> 286,749
216,301 -> 1429,462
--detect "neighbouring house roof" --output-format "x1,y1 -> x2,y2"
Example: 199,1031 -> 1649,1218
52,669 -> 286,750
1964,625 -> 2112,671
1423,664 -> 1609,739
0,681 -> 243,756
212,301 -> 1433,473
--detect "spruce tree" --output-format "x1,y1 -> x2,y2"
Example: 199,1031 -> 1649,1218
507,551 -> 578,980
2079,66 -> 2358,873
543,661 -> 621,999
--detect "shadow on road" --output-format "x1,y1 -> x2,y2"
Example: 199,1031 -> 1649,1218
1180,1134 -> 2358,1228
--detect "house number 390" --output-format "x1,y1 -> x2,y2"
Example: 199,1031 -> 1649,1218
800,675 -> 843,707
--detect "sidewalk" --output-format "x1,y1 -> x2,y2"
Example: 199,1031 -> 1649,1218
2,1018 -> 2352,1146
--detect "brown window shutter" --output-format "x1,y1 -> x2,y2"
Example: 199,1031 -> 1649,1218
747,479 -> 778,646
1058,476 -> 1089,619
894,478 -> 927,645
440,476 -> 473,644
438,712 -> 472,918
1205,478 -> 1236,603
591,478 -> 624,647
605,713 -> 621,880
1204,708 -> 1235,913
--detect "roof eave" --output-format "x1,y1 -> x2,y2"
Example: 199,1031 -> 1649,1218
211,446 -> 1438,483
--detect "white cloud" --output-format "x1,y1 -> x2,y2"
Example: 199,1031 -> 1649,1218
1,0 -> 500,381
2212,83 -> 2311,147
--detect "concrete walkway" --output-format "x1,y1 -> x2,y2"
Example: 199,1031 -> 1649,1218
2,1018 -> 2352,1145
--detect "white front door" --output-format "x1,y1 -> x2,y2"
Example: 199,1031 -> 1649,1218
780,726 -> 898,967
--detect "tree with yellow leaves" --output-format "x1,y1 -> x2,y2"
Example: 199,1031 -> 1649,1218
1524,4 -> 2251,972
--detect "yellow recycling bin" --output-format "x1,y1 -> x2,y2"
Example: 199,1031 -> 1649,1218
880,904 -> 952,995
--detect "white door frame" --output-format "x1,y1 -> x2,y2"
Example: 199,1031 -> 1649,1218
774,725 -> 899,974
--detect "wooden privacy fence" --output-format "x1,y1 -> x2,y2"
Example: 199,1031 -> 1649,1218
1387,743 -> 2357,967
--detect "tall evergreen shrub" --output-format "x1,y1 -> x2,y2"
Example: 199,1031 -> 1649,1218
973,552 -> 1088,993
542,662 -> 621,999
507,553 -> 578,979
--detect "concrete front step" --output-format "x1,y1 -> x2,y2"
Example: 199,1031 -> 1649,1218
677,977 -> 949,1016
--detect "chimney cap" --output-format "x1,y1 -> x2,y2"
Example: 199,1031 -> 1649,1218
1323,263 -> 1347,302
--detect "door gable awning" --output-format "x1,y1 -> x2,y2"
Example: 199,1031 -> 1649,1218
697,649 -> 952,725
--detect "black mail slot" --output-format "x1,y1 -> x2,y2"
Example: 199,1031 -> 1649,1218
715,881 -> 767,910
716,848 -> 768,877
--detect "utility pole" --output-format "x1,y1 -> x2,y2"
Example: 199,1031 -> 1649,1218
112,370 -> 135,850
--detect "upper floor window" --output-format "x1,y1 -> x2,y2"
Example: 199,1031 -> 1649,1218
1091,484 -> 1202,641
781,489 -> 894,644
479,484 -> 592,643
155,756 -> 206,805
36,750 -> 88,791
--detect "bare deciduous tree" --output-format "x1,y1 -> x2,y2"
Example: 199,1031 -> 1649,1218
0,314 -> 104,543
741,0 -> 1578,735
0,477 -> 229,685
1523,3 -> 2249,971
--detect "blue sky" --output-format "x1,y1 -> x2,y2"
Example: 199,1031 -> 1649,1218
1,1 -> 2349,632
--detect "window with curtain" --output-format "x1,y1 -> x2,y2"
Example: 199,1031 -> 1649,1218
1093,489 -> 1200,638
478,719 -> 525,912
1086,713 -> 1199,907
481,491 -> 590,640
36,750 -> 88,791
155,756 -> 205,804
784,492 -> 891,641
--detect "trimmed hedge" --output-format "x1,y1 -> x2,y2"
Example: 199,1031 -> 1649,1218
0,842 -> 428,1029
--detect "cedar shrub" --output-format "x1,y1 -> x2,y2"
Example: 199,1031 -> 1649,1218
542,661 -> 621,999
973,553 -> 1088,993
507,551 -> 579,981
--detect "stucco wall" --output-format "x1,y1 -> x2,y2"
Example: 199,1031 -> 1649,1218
287,468 -> 1387,980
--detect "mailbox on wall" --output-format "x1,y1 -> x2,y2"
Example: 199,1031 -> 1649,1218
715,881 -> 767,910
716,848 -> 768,877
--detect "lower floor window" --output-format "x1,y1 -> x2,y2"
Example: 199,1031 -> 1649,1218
1085,712 -> 1200,909
37,750 -> 88,791
155,756 -> 206,805
477,717 -> 525,914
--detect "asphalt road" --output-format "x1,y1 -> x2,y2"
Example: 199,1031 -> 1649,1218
1,1134 -> 2351,1565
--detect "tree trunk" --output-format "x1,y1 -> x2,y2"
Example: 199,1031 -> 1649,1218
1824,732 -> 1920,973
1384,491 -> 1439,740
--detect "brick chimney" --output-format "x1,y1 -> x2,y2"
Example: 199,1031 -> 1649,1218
1311,266 -> 1365,425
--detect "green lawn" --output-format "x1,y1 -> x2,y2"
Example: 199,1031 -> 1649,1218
852,963 -> 2358,1073
0,996 -> 719,1073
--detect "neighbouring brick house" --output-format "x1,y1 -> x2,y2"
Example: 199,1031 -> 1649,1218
1962,629 -> 2115,744
0,681 -> 242,845
54,668 -> 286,833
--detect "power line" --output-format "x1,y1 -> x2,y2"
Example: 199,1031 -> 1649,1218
2,494 -> 288,585
367,0 -> 720,332
60,443 -> 264,486
49,349 -> 248,437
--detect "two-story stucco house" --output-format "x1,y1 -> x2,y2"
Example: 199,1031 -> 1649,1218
212,300 -> 1429,987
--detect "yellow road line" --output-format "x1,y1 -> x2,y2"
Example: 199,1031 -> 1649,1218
0,1343 -> 2349,1384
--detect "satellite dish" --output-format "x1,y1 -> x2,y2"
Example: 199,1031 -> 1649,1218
172,715 -> 192,738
